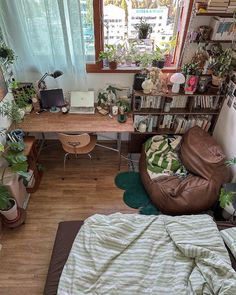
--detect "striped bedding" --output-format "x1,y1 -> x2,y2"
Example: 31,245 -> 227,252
58,213 -> 236,294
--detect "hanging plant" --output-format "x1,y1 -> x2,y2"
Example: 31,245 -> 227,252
0,43 -> 15,64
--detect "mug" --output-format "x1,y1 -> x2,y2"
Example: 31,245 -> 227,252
112,105 -> 118,116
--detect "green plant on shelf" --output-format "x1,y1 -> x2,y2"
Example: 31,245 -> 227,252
219,157 -> 236,209
182,62 -> 202,76
0,100 -> 23,125
208,48 -> 236,78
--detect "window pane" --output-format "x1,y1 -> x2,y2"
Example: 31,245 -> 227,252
80,0 -> 95,63
103,0 -> 181,67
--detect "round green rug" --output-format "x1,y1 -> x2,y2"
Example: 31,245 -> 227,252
115,171 -> 160,215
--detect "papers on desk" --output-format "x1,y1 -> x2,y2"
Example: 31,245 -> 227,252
69,91 -> 95,114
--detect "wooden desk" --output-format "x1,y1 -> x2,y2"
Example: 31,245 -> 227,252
16,112 -> 134,133
15,111 -> 134,170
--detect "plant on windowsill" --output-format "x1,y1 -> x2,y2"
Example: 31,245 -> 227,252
208,48 -> 236,86
151,46 -> 165,69
219,158 -> 236,217
98,45 -> 120,70
0,43 -> 15,65
134,19 -> 152,40
160,36 -> 177,67
182,62 -> 202,94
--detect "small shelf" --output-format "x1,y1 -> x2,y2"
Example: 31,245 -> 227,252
134,90 -> 225,97
133,108 -> 162,114
191,40 -> 232,44
196,12 -> 234,17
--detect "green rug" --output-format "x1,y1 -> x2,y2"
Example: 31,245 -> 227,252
115,172 -> 160,215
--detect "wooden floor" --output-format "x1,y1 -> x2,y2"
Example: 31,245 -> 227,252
0,141 -> 136,295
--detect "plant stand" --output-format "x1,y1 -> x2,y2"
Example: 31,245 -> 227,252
1,207 -> 26,228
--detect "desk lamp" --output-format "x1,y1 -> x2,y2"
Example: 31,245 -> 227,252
37,70 -> 63,90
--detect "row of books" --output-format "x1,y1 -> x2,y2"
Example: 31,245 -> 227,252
173,115 -> 213,133
193,96 -> 221,109
134,96 -> 189,111
210,17 -> 236,40
140,96 -> 162,109
207,0 -> 236,12
134,114 -> 213,133
170,96 -> 188,108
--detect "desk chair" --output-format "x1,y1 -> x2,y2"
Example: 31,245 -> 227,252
58,133 -> 97,179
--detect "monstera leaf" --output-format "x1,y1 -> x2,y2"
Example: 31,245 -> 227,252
219,188 -> 235,208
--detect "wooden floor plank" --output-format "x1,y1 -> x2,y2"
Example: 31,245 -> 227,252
0,142 -> 136,294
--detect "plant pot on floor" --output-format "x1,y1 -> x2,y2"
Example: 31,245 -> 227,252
212,75 -> 224,87
0,198 -> 18,221
108,61 -> 117,70
184,75 -> 199,94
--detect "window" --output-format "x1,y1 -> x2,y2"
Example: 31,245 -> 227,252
86,0 -> 192,72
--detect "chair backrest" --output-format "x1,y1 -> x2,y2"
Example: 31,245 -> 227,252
58,133 -> 91,154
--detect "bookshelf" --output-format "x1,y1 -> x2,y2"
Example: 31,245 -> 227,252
129,89 -> 225,153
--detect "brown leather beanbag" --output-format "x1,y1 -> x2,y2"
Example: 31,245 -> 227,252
139,126 -> 231,215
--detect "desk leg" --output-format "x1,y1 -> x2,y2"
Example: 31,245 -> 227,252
117,133 -> 122,171
37,132 -> 45,159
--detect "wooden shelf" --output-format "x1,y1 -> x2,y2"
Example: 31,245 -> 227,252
132,129 -> 183,135
130,89 -> 224,152
196,12 -> 234,17
134,90 -> 225,97
191,40 -> 232,44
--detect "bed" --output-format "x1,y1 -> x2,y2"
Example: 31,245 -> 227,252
43,216 -> 236,295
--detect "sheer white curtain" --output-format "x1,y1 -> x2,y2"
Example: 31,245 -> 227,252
0,0 -> 88,93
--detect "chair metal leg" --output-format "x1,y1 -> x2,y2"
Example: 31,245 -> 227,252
62,152 -> 70,180
88,153 -> 92,160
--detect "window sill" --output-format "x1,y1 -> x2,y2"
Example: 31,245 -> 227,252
86,65 -> 179,74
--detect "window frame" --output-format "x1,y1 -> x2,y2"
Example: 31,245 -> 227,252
86,0 -> 193,73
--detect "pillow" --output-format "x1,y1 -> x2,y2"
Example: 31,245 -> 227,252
220,227 -> 236,259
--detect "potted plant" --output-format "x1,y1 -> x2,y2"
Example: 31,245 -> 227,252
139,52 -> 152,69
182,62 -> 202,94
0,142 -> 28,221
117,98 -> 131,123
208,48 -> 236,86
98,45 -> 120,70
0,100 -> 24,127
219,157 -> 236,219
134,19 -> 152,40
160,36 -> 177,67
0,43 -> 15,65
152,46 -> 165,69
0,184 -> 18,221
11,82 -> 36,113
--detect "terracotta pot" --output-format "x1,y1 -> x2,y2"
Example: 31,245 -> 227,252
0,198 -> 18,221
212,75 -> 224,87
109,61 -> 117,70
184,75 -> 199,94
164,54 -> 173,67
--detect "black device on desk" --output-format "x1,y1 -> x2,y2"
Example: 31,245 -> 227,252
40,88 -> 65,109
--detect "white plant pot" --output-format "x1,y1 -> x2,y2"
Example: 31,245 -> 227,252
223,203 -> 236,219
0,198 -> 18,221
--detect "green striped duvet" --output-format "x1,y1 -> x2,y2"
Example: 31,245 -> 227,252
58,214 -> 236,294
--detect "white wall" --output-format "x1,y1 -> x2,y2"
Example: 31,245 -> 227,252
214,100 -> 236,181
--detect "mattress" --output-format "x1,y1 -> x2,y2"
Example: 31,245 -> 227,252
43,220 -> 236,295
